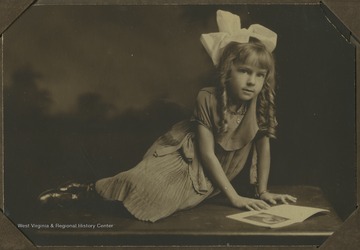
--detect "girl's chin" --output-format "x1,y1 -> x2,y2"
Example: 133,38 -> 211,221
236,95 -> 254,102
231,92 -> 256,103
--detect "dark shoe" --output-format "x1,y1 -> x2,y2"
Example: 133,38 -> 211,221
58,181 -> 99,201
58,181 -> 95,194
38,189 -> 79,207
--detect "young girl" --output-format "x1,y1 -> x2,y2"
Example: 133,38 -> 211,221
39,10 -> 297,222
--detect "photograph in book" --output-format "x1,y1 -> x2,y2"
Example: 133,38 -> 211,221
2,2 -> 356,246
227,204 -> 330,228
244,213 -> 289,225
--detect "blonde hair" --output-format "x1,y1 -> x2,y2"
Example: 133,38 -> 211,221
216,39 -> 277,138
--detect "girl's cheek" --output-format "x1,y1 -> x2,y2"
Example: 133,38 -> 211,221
255,85 -> 264,95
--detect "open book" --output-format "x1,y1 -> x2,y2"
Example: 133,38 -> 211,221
226,204 -> 329,228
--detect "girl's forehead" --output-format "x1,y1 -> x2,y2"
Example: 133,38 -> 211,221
235,50 -> 272,70
232,63 -> 268,72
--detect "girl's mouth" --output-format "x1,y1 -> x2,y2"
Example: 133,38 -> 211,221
243,88 -> 254,94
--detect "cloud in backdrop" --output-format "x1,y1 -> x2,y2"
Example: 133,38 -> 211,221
4,5 -> 230,116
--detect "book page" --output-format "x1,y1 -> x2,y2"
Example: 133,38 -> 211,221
265,205 -> 329,222
227,205 -> 329,228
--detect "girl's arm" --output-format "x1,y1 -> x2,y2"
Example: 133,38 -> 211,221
256,135 -> 297,204
255,135 -> 271,195
197,124 -> 270,211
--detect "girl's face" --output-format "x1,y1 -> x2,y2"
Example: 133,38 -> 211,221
228,63 -> 267,102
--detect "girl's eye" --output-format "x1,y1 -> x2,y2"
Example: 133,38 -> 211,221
257,73 -> 266,78
237,68 -> 248,74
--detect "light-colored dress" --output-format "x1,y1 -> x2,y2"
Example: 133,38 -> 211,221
95,87 -> 260,222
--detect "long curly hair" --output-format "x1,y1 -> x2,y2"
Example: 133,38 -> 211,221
216,39 -> 277,138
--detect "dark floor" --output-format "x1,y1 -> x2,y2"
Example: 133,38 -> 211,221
7,185 -> 343,247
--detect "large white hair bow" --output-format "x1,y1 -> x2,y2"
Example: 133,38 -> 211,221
200,10 -> 277,66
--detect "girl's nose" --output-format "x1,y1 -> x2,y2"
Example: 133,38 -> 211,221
247,74 -> 256,85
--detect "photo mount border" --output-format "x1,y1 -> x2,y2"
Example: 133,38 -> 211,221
0,0 -> 359,249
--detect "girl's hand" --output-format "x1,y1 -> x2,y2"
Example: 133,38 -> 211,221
230,195 -> 271,211
259,192 -> 297,205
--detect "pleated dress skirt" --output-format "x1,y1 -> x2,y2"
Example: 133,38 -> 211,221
94,125 -> 214,222
95,150 -> 213,222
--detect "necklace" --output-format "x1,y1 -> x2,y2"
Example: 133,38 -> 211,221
236,116 -> 242,124
228,105 -> 247,124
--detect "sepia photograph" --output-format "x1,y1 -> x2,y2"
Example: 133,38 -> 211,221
244,213 -> 289,225
1,0 -> 358,248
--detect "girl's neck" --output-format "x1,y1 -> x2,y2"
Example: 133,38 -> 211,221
227,98 -> 244,114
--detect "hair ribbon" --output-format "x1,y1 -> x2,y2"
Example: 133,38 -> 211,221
200,10 -> 278,66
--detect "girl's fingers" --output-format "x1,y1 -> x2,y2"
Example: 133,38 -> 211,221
280,196 -> 288,204
261,201 -> 271,209
273,194 -> 297,203
244,194 -> 297,211
255,201 -> 270,210
246,205 -> 254,211
251,204 -> 262,211
255,200 -> 269,209
282,195 -> 297,203
269,199 -> 277,205
287,195 -> 297,202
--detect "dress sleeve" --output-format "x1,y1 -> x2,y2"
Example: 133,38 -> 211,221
191,90 -> 213,130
